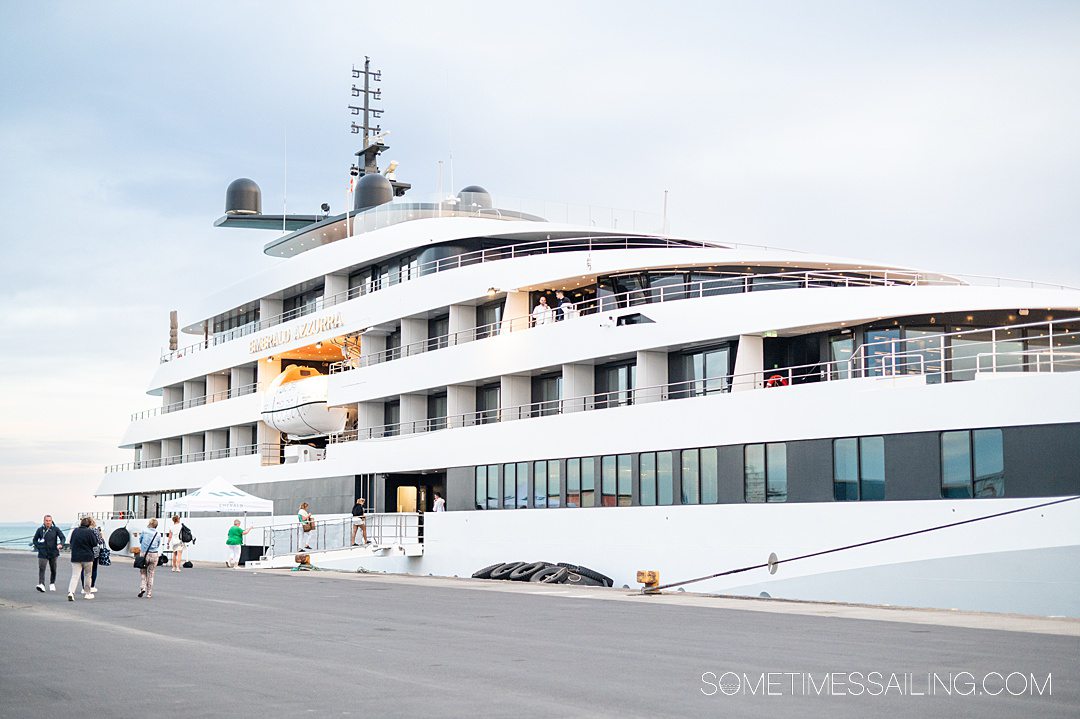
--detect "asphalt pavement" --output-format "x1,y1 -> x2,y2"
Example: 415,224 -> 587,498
0,550 -> 1076,718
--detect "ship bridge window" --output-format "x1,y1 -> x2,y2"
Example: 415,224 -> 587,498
745,443 -> 787,503
833,437 -> 885,501
941,429 -> 1004,498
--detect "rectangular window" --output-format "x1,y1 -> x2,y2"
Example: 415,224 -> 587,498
834,437 -> 885,501
502,463 -> 516,509
941,431 -> 974,498
548,461 -> 561,508
617,454 -> 632,507
567,460 -> 580,508
745,443 -> 787,502
580,458 -> 595,508
383,400 -> 400,437
658,451 -> 674,505
943,429 -> 1004,498
681,449 -> 700,504
475,466 -> 486,509
516,462 -> 528,508
595,361 -> 636,408
534,460 -> 548,508
476,383 -> 500,425
531,373 -> 562,417
639,453 -> 656,506
701,447 -> 719,504
486,464 -> 499,510
476,299 -> 504,340
601,455 -> 617,507
427,393 -> 447,431
428,315 -> 450,351
673,345 -> 731,398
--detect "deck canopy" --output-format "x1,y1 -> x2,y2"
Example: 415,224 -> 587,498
163,477 -> 273,514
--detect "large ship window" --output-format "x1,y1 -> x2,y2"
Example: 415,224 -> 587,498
639,451 -> 674,506
476,383 -> 500,425
531,373 -> 562,417
671,345 -> 731,398
681,449 -> 700,504
941,429 -> 1004,498
600,455 -> 631,507
476,299 -> 504,339
474,465 -> 499,510
595,361 -> 636,408
744,443 -> 787,503
533,460 -> 561,508
566,457 -> 595,508
701,447 -> 719,503
833,436 -> 885,501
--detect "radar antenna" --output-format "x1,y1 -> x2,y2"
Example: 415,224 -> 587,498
347,57 -> 410,196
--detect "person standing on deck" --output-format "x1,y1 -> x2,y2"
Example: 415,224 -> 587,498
350,498 -> 368,546
432,492 -> 446,512
298,503 -> 315,551
33,515 -> 65,592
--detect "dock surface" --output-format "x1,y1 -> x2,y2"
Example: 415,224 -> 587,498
0,551 -> 1076,718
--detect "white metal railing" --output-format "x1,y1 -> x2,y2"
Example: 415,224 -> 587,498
262,514 -> 422,558
329,268 -> 961,373
104,443 -> 267,473
328,317 -> 1080,444
160,235 -> 700,363
130,383 -> 258,421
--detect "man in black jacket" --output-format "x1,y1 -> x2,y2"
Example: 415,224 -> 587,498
32,515 -> 66,592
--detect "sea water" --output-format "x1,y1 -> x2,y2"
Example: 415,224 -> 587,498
0,523 -> 43,551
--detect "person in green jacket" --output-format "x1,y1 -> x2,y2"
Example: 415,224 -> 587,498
225,519 -> 251,568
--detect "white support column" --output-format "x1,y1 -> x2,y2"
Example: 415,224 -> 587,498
205,372 -> 228,403
358,401 -> 385,438
636,350 -> 668,403
259,298 -> 282,326
561,363 -> 594,413
361,331 -> 386,362
500,375 -> 531,421
161,437 -> 181,461
181,433 -> 204,460
230,365 -> 255,394
446,384 -> 476,428
501,291 -> 530,334
228,426 -> 246,450
182,378 -> 206,405
255,356 -> 282,456
400,318 -> 427,356
732,335 -> 764,391
324,272 -> 349,303
399,393 -> 427,433
448,303 -> 476,344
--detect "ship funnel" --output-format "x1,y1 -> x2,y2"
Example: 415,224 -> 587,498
225,178 -> 262,215
353,173 -> 394,212
458,185 -> 492,210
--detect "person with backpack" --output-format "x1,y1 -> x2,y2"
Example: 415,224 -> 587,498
33,514 -> 66,593
168,515 -> 190,573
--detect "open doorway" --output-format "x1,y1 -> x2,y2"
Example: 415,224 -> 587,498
384,472 -> 445,513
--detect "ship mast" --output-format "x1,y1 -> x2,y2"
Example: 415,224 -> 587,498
348,57 -> 410,196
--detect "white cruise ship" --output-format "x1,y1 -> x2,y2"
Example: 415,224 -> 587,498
94,65 -> 1080,616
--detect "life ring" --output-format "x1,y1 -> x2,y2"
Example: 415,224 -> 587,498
765,374 -> 789,388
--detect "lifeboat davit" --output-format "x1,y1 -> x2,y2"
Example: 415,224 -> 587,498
260,365 -> 347,440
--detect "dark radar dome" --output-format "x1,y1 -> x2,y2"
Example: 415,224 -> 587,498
225,178 -> 262,215
458,185 -> 492,210
354,173 -> 394,212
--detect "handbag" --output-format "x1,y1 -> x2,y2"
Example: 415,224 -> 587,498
133,531 -> 158,569
98,546 -> 112,566
302,521 -> 315,532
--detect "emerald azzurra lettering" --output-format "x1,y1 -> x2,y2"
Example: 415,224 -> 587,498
248,312 -> 343,354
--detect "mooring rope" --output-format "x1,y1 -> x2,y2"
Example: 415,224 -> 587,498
645,495 -> 1080,593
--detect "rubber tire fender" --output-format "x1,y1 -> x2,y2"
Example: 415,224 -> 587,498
489,562 -> 525,580
563,571 -> 606,587
535,565 -> 570,582
471,562 -> 504,580
530,565 -> 568,583
108,528 -> 130,552
556,563 -> 614,587
508,561 -> 549,581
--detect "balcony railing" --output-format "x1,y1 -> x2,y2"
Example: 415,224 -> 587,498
105,443 -> 266,473
330,268 -> 967,373
160,234 -> 706,363
328,317 -> 1079,444
130,383 -> 258,421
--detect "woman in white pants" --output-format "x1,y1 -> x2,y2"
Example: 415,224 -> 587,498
297,502 -> 315,551
225,519 -> 251,567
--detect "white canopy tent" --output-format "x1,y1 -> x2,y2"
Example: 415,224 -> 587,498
163,477 -> 273,515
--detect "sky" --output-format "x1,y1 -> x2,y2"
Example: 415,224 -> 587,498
1,1 -> 1079,523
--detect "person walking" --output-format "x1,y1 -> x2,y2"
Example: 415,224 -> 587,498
33,515 -> 66,592
350,498 -> 368,546
79,518 -> 105,593
167,515 -> 186,572
225,520 -> 251,568
297,502 -> 315,551
66,517 -> 97,601
432,492 -> 446,512
137,519 -> 162,599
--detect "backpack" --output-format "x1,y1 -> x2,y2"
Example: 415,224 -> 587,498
179,524 -> 194,544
